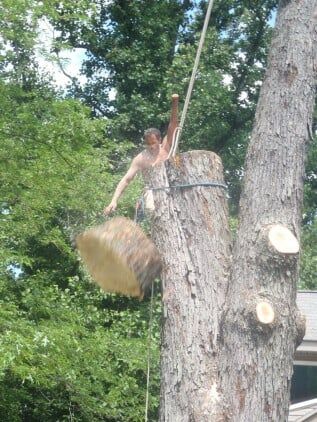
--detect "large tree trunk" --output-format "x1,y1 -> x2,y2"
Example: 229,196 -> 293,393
220,1 -> 317,421
144,151 -> 231,421
145,1 -> 316,421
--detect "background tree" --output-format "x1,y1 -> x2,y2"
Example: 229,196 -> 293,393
0,0 -> 316,420
48,0 -> 193,134
0,77 -> 163,420
0,0 -> 44,90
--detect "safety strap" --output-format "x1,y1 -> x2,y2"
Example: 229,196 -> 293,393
149,180 -> 227,191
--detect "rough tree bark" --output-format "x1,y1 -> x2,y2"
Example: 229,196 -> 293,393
144,1 -> 317,421
220,1 -> 317,421
145,151 -> 231,421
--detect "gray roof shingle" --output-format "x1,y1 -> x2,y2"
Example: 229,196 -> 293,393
297,291 -> 317,341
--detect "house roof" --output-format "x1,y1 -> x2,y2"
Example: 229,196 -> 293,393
289,398 -> 317,421
295,291 -> 317,363
297,291 -> 317,341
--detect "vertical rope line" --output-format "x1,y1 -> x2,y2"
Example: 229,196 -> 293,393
171,0 -> 215,157
167,126 -> 181,159
145,281 -> 154,422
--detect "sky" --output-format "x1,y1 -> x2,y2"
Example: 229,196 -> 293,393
35,18 -> 119,100
35,18 -> 87,88
35,8 -> 276,93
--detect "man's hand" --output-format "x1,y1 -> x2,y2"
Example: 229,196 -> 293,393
103,201 -> 117,216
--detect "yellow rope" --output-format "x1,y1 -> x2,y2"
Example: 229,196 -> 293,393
145,281 -> 154,422
170,0 -> 216,157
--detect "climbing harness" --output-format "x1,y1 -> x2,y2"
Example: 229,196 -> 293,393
168,0 -> 216,158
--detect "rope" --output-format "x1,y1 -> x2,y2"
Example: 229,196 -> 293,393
145,281 -> 154,422
168,126 -> 181,159
134,182 -> 226,222
169,0 -> 216,158
149,180 -> 227,191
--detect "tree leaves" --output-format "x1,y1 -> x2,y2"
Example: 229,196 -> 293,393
0,0 -> 315,419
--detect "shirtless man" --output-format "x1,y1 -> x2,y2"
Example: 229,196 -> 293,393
104,94 -> 179,215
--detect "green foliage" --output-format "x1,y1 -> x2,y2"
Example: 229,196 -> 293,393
0,77 -> 161,420
0,0 -> 43,89
48,0 -> 193,139
299,219 -> 317,290
0,0 -> 316,419
304,131 -> 317,223
299,112 -> 317,290
1,82 -> 109,275
0,285 -> 161,421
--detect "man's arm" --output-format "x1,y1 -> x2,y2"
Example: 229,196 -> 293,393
104,156 -> 141,215
162,94 -> 179,154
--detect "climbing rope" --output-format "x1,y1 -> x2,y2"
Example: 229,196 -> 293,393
134,198 -> 154,422
168,126 -> 181,159
169,0 -> 216,158
145,281 -> 154,422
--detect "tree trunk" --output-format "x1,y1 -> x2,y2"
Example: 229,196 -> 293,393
220,1 -> 317,421
144,151 -> 231,421
145,2 -> 316,421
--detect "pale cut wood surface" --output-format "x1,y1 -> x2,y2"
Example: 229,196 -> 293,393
76,217 -> 162,298
268,224 -> 299,254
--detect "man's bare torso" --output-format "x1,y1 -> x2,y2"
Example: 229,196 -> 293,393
104,94 -> 178,215
136,144 -> 169,171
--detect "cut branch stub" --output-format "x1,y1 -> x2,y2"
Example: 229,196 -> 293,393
268,224 -> 299,254
256,301 -> 275,325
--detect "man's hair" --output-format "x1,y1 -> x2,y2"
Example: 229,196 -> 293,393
143,128 -> 162,142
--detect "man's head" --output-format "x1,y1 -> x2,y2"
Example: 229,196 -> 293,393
143,128 -> 162,154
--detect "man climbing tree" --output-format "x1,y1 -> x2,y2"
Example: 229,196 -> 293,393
104,94 -> 179,215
